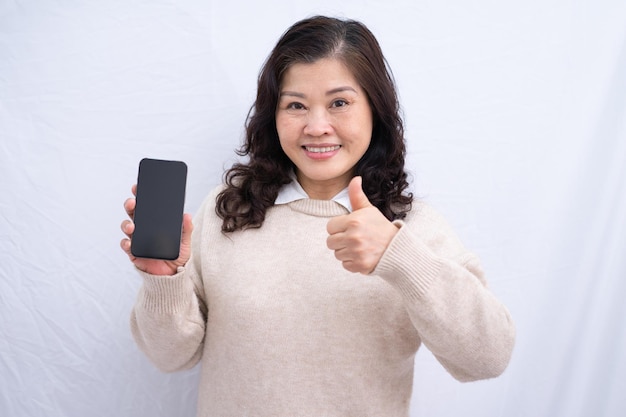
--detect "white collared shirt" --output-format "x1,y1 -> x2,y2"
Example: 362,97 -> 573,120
274,175 -> 352,212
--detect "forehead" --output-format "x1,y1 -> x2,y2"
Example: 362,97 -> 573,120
280,58 -> 360,89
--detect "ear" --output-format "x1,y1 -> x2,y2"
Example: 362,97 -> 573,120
348,176 -> 373,211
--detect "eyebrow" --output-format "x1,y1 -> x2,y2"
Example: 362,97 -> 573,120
279,86 -> 358,98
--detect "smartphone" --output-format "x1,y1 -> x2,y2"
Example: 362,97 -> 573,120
130,158 -> 188,260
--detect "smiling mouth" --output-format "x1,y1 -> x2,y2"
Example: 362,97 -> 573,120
303,145 -> 341,153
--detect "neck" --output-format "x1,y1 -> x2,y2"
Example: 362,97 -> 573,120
296,173 -> 351,200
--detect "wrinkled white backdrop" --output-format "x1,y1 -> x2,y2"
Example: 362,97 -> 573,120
1,1 -> 625,416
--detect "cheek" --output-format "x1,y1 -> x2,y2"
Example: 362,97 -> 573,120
338,115 -> 372,147
276,115 -> 298,140
276,120 -> 299,156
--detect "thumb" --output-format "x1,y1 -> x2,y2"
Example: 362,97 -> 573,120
348,176 -> 373,211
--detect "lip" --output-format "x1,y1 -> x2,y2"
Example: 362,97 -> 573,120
302,144 -> 341,160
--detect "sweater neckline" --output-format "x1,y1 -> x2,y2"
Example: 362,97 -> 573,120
286,199 -> 349,217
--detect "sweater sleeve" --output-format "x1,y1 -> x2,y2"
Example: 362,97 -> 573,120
372,204 -> 515,382
129,193 -> 213,373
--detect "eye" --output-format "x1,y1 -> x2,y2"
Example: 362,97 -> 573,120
287,102 -> 306,110
284,101 -> 307,114
331,99 -> 349,108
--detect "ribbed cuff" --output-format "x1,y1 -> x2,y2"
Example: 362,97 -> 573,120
137,267 -> 192,314
373,223 -> 444,302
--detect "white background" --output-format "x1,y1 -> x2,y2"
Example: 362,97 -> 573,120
1,1 -> 625,416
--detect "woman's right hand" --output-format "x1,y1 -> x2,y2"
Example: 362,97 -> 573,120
120,185 -> 193,276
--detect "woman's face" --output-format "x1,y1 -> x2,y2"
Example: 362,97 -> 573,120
276,58 -> 373,200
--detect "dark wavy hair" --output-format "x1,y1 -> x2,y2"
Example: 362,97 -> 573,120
216,15 -> 412,232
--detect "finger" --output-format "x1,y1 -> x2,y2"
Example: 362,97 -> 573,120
131,184 -> 137,196
124,197 -> 136,218
342,260 -> 359,273
339,255 -> 371,274
120,219 -> 134,238
120,238 -> 133,257
326,214 -> 348,235
331,246 -> 351,263
344,261 -> 370,274
326,233 -> 346,251
348,176 -> 373,211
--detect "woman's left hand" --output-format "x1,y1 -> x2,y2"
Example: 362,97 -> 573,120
327,176 -> 399,274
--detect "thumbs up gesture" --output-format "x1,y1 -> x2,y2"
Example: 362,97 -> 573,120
327,176 -> 399,274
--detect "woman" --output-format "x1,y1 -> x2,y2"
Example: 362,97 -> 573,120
121,15 -> 515,416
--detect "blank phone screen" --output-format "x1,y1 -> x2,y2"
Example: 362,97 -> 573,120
130,158 -> 187,260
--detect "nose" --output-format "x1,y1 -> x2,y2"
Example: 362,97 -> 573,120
303,108 -> 332,137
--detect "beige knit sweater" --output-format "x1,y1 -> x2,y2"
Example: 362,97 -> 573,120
130,186 -> 515,417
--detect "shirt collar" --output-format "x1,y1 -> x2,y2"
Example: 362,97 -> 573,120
274,173 -> 352,212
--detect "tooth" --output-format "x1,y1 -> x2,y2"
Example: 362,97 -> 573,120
305,145 -> 340,153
